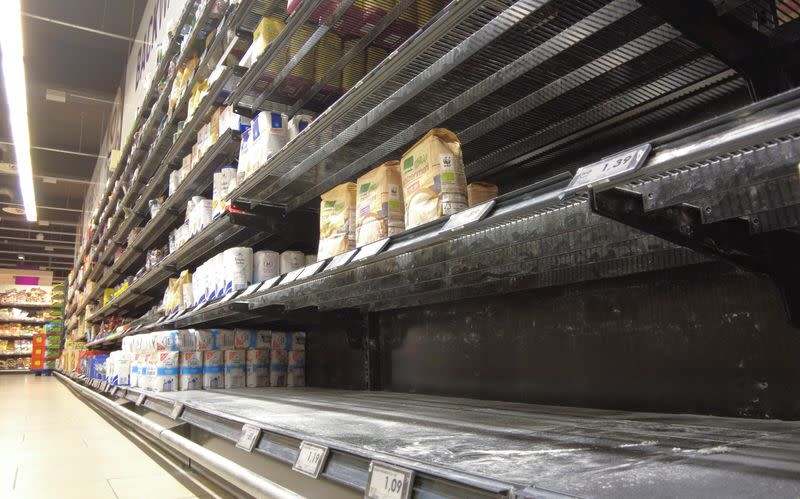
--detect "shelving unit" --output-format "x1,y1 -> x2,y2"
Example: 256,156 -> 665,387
60,0 -> 800,497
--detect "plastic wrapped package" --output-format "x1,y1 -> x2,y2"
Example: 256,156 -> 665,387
179,351 -> 203,390
246,349 -> 269,387
202,350 -> 224,389
224,350 -> 246,389
283,25 -> 316,98
313,31 -> 343,104
269,349 -> 287,387
151,351 -> 179,392
318,182 -> 357,259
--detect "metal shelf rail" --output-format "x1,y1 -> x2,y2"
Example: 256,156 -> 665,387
59,371 -> 800,498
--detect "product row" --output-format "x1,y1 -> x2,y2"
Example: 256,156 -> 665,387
0,324 -> 40,337
0,339 -> 32,355
0,358 -> 30,370
0,285 -> 52,306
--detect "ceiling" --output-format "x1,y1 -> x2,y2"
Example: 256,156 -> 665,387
0,0 -> 146,282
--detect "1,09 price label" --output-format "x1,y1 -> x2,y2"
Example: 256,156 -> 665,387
366,461 -> 414,499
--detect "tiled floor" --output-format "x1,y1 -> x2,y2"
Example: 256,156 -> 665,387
0,374 -> 228,499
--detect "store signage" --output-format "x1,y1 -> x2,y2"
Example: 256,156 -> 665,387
327,249 -> 358,270
352,238 -> 390,263
366,461 -> 415,499
170,402 -> 185,420
292,441 -> 329,478
563,143 -> 652,195
442,200 -> 495,232
236,424 -> 261,452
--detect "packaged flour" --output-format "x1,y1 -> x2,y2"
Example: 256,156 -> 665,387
223,247 -> 253,294
287,350 -> 305,387
467,181 -> 499,207
253,250 -> 280,282
151,351 -> 179,392
356,161 -> 404,246
202,350 -> 224,389
179,351 -> 203,391
400,128 -> 467,229
270,349 -> 287,387
280,250 -> 305,274
318,182 -> 357,259
224,350 -> 246,389
246,349 -> 269,387
270,331 -> 305,351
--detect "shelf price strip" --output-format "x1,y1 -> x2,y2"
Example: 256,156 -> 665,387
292,441 -> 329,479
236,424 -> 261,452
366,461 -> 415,499
562,143 -> 652,196
352,238 -> 390,263
442,200 -> 496,232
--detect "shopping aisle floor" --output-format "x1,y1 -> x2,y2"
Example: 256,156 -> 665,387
0,375 -> 229,499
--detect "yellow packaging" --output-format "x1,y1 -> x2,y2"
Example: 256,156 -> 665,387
318,182 -> 357,259
366,46 -> 388,73
252,17 -> 286,75
289,25 -> 316,80
103,288 -> 114,305
400,128 -> 467,229
342,40 -> 366,90
467,182 -> 499,207
314,31 -> 342,88
209,107 -> 222,143
356,161 -> 404,246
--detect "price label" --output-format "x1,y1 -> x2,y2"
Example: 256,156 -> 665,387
563,143 -> 651,195
136,393 -> 147,407
282,268 -> 304,284
194,301 -> 210,312
236,424 -> 261,452
292,441 -> 329,478
261,276 -> 281,290
170,402 -> 185,420
442,200 -> 495,232
366,462 -> 414,499
110,386 -> 118,396
241,282 -> 262,297
299,260 -> 327,280
220,291 -> 240,303
352,238 -> 390,263
102,382 -> 109,392
327,249 -> 358,270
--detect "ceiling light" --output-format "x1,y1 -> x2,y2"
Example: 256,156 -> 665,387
0,0 -> 36,222
42,176 -> 56,184
35,233 -> 44,240
17,254 -> 23,260
45,88 -> 66,103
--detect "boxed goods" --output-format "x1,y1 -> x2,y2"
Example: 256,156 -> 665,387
179,351 -> 203,390
253,250 -> 280,282
283,25 -> 316,98
288,350 -> 306,387
234,329 -> 271,350
400,128 -> 468,229
270,349 -> 287,387
288,114 -> 313,142
246,349 -> 269,387
313,31 -> 343,105
194,329 -> 235,350
342,40 -> 365,91
467,182 -> 499,207
318,182 -> 357,259
356,161 -> 404,246
280,250 -> 305,274
203,350 -> 224,389
212,165 -> 238,218
151,351 -> 179,392
270,331 -> 305,351
223,247 -> 253,294
224,350 -> 246,389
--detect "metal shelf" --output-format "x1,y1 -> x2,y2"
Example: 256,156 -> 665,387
0,319 -> 46,325
0,353 -> 32,357
0,335 -> 34,340
65,374 -> 800,498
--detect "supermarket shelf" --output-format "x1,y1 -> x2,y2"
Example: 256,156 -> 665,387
87,209 -> 283,323
64,373 -> 800,498
0,319 -> 46,325
0,335 -> 34,340
0,353 -> 32,357
0,303 -> 54,309
0,369 -> 31,374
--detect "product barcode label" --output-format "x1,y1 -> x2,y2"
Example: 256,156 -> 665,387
299,260 -> 327,280
236,424 -> 261,452
352,238 -> 390,262
170,402 -> 184,420
282,268 -> 304,284
442,200 -> 495,232
366,461 -> 414,499
327,249 -> 358,270
136,393 -> 146,406
292,441 -> 329,478
563,143 -> 651,195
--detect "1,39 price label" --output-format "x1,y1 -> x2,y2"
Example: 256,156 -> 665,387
366,461 -> 414,499
562,143 -> 651,196
292,441 -> 329,478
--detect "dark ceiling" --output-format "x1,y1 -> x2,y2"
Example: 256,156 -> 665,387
0,0 -> 146,282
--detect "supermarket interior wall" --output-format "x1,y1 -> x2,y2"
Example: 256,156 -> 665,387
378,262 -> 800,420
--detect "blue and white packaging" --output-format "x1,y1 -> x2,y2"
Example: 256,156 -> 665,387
179,351 -> 203,391
287,350 -> 305,387
246,348 -> 269,387
270,332 -> 305,351
152,351 -> 179,392
223,247 -> 253,294
224,350 -> 246,389
203,350 -> 224,389
270,349 -> 287,387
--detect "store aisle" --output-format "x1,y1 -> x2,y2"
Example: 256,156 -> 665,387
0,375 -> 226,499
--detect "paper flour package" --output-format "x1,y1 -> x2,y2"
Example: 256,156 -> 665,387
269,349 -> 288,387
270,332 -> 305,351
400,128 -> 467,229
130,355 -> 140,387
318,182 -> 357,259
356,161 -> 404,246
203,351 -> 224,389
287,350 -> 306,387
223,247 -> 253,294
253,250 -> 280,282
246,349 -> 269,387
224,350 -> 246,389
179,351 -> 203,391
152,351 -> 179,392
279,250 -> 304,274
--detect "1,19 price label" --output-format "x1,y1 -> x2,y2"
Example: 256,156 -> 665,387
292,441 -> 329,478
366,461 -> 414,499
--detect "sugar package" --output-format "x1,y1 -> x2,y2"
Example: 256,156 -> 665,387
153,330 -> 181,351
253,250 -> 280,282
203,350 -> 224,389
223,247 -> 253,294
246,349 -> 269,387
152,351 -> 179,392
270,331 -> 305,351
194,329 -> 234,350
224,350 -> 246,389
234,329 -> 252,349
270,349 -> 287,387
287,350 -> 305,387
179,351 -> 203,391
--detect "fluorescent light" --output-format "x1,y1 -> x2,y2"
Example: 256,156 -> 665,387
0,0 -> 36,222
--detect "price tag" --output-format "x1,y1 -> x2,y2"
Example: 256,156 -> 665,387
102,382 -> 109,392
281,268 -> 304,284
366,462 -> 414,499
170,402 -> 185,420
194,301 -> 210,312
442,200 -> 495,232
562,143 -> 651,195
136,393 -> 147,407
110,386 -> 118,396
220,291 -> 240,303
352,238 -> 390,263
236,424 -> 261,452
240,282 -> 262,297
326,249 -> 358,270
298,260 -> 327,280
292,441 -> 329,478
261,276 -> 281,290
